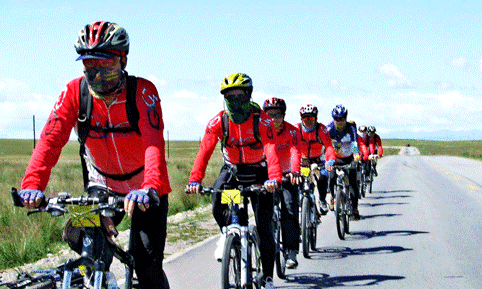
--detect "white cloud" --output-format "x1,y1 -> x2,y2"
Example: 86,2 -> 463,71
173,90 -> 199,99
147,74 -> 167,88
452,57 -> 467,69
379,64 -> 412,88
329,79 -> 348,91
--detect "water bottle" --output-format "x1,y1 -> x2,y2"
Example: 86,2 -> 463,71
105,271 -> 118,289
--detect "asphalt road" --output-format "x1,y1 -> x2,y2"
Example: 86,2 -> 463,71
163,147 -> 482,288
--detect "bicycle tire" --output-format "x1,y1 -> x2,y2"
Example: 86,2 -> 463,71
359,170 -> 366,198
24,280 -> 56,289
248,225 -> 263,289
344,188 -> 351,234
301,197 -> 311,258
221,234 -> 242,289
274,213 -> 286,279
367,168 -> 373,194
335,187 -> 346,240
309,204 -> 318,251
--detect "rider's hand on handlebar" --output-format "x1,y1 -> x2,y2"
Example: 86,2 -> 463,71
289,172 -> 302,185
325,160 -> 335,171
19,189 -> 44,209
263,179 -> 278,193
353,154 -> 361,162
186,182 -> 201,194
124,189 -> 151,217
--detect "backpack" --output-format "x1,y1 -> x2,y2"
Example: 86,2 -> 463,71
77,75 -> 143,190
221,102 -> 262,150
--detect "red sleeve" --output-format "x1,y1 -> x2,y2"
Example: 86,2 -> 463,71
358,135 -> 369,161
376,134 -> 383,157
189,112 -> 223,183
290,126 -> 301,174
259,112 -> 283,183
318,123 -> 336,161
137,78 -> 172,195
21,79 -> 81,191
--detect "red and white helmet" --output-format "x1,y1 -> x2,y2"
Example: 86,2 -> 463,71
300,104 -> 318,117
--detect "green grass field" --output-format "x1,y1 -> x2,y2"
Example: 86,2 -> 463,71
0,138 -> 480,269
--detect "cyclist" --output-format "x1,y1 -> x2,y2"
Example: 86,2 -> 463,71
357,125 -> 370,181
327,104 -> 361,220
367,126 -> 384,176
18,21 -> 171,289
262,97 -> 302,269
187,73 -> 282,289
297,104 -> 336,214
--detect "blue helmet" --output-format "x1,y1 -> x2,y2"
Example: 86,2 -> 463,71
332,104 -> 348,119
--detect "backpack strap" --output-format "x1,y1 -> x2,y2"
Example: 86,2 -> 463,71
78,78 -> 92,191
125,75 -> 140,134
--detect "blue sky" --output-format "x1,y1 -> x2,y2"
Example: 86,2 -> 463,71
1,1 -> 481,141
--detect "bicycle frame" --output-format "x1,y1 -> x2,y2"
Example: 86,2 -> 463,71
9,187 -> 146,289
204,186 -> 263,289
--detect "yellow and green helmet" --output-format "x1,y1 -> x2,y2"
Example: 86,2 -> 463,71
220,73 -> 253,95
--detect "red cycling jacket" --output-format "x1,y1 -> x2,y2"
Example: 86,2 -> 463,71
275,121 -> 301,174
358,134 -> 369,161
368,133 -> 384,157
21,76 -> 172,196
297,122 -> 336,162
189,109 -> 283,184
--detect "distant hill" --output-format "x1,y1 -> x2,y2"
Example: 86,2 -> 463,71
383,129 -> 482,141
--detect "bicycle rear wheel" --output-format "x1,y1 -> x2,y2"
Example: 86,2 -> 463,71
274,211 -> 286,279
221,234 -> 242,289
301,196 -> 311,258
335,187 -> 346,240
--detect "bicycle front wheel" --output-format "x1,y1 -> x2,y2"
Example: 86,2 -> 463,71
274,211 -> 286,279
310,204 -> 318,251
301,196 -> 311,258
24,280 -> 56,289
221,234 -> 242,289
335,187 -> 346,240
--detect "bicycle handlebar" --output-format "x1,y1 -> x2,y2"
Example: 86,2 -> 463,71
333,162 -> 357,172
10,187 -> 126,217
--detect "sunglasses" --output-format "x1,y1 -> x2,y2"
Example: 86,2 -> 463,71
334,117 -> 346,121
302,116 -> 315,121
267,113 -> 285,119
225,93 -> 248,100
83,57 -> 120,69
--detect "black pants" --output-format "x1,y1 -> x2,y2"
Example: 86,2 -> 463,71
280,178 -> 299,251
213,163 -> 275,281
130,194 -> 169,289
328,156 -> 359,210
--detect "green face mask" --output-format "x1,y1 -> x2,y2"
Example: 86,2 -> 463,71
225,96 -> 252,124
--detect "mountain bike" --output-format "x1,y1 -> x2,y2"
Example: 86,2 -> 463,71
272,186 -> 286,279
299,166 -> 319,258
357,161 -> 366,199
365,155 -> 378,195
332,163 -> 356,240
200,186 -> 264,289
9,187 -> 166,289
